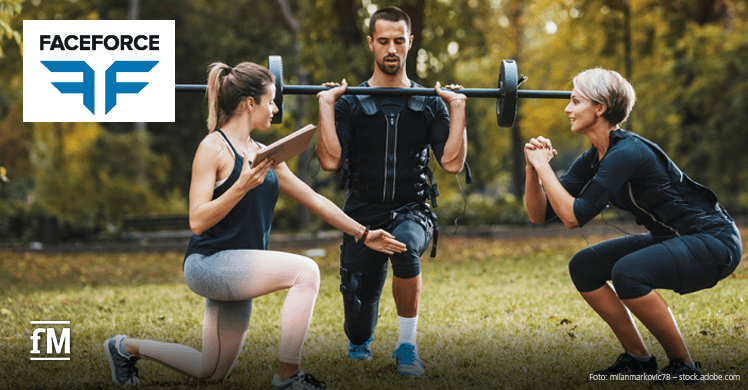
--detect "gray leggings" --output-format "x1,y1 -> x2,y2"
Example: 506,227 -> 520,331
138,249 -> 320,382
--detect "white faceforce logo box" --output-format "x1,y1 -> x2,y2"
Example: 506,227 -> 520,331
23,20 -> 175,122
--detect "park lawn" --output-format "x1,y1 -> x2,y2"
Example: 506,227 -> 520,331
0,230 -> 746,390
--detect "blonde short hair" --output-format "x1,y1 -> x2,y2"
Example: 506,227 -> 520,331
573,68 -> 636,126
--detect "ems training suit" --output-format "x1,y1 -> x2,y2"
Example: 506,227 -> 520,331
333,81 -> 452,345
546,129 -> 742,300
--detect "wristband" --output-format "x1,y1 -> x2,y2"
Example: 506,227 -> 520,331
360,225 -> 370,243
354,225 -> 369,243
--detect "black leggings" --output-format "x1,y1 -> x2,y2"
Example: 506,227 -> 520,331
568,223 -> 741,300
340,211 -> 432,345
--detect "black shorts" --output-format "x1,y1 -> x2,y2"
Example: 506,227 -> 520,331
341,203 -> 435,279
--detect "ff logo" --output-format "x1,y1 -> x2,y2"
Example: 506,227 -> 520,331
23,20 -> 175,122
30,321 -> 71,361
40,60 -> 158,115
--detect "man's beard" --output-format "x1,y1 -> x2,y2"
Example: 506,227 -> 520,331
377,55 -> 404,76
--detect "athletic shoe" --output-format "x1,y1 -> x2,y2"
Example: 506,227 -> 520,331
594,353 -> 658,375
104,335 -> 140,386
271,370 -> 328,390
653,359 -> 704,386
392,342 -> 425,376
347,336 -> 373,360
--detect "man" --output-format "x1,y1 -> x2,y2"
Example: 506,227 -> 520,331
316,6 -> 468,377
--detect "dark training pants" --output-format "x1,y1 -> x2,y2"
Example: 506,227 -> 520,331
340,213 -> 432,345
568,221 -> 742,300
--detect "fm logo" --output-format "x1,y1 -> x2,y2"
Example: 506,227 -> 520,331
41,60 -> 158,115
30,321 -> 71,361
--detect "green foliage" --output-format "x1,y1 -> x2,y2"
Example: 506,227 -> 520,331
0,0 -> 22,58
436,185 -> 531,227
1,231 -> 747,389
2,0 -> 748,240
137,0 -> 305,194
27,124 -> 185,240
636,22 -> 748,212
504,0 -> 748,211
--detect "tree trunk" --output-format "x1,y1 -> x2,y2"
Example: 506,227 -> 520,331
276,0 -> 313,230
333,0 -> 362,50
99,0 -> 109,19
129,0 -> 148,186
398,0 -> 426,84
622,0 -> 633,131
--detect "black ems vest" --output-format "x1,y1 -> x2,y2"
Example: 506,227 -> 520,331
625,132 -> 723,236
339,82 -> 440,206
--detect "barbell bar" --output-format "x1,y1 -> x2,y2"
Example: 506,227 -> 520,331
175,55 -> 572,128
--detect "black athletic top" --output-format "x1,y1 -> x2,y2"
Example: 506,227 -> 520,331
184,130 -> 279,259
334,82 -> 451,219
546,129 -> 731,236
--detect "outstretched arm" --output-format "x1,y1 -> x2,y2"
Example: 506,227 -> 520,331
274,162 -> 407,254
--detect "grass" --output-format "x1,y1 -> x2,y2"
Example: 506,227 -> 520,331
1,228 -> 746,389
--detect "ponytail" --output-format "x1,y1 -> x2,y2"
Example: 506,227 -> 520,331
206,63 -> 231,132
205,61 -> 274,132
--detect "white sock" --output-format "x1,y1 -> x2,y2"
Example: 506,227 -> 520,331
397,316 -> 418,347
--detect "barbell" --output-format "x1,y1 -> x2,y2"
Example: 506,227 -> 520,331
175,56 -> 572,128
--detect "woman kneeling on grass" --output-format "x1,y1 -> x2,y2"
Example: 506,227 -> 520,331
104,61 -> 406,390
523,68 -> 742,386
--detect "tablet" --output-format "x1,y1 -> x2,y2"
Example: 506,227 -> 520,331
255,124 -> 317,167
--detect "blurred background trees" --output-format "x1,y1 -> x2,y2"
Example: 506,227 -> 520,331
1,0 -> 747,243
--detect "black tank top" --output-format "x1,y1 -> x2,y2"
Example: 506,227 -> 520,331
184,130 -> 279,259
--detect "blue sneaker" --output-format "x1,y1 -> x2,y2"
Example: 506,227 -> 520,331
347,336 -> 373,360
104,335 -> 140,386
392,343 -> 425,376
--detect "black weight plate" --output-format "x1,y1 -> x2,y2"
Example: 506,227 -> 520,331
496,60 -> 518,128
268,55 -> 284,124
